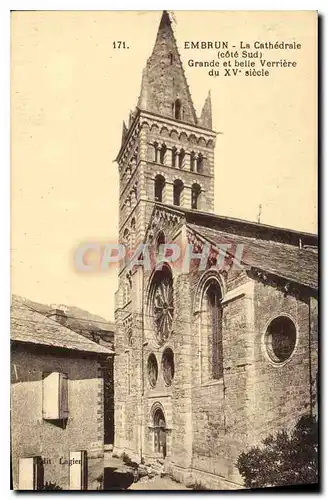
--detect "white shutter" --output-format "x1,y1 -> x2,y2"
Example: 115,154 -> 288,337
69,451 -> 87,490
43,372 -> 69,420
42,372 -> 60,419
18,457 -> 40,490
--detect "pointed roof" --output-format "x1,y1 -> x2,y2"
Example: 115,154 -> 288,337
137,11 -> 198,125
199,90 -> 212,129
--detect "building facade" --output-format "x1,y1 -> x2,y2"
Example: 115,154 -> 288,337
11,296 -> 114,490
113,11 -> 318,489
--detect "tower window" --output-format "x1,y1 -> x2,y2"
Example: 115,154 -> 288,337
190,151 -> 196,172
191,183 -> 201,209
178,149 -> 185,169
171,147 -> 177,168
159,144 -> 167,165
154,175 -> 165,203
197,153 -> 204,173
154,142 -> 159,163
169,52 -> 174,65
173,179 -> 184,206
174,99 -> 182,120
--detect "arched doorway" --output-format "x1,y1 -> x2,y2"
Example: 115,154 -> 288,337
153,408 -> 167,458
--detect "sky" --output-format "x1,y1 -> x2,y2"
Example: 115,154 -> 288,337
11,10 -> 317,319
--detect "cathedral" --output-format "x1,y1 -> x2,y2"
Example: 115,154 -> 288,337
113,11 -> 318,489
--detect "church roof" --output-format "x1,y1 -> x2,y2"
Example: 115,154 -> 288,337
148,202 -> 318,290
188,223 -> 318,291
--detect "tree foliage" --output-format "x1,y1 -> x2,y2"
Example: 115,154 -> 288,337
236,415 -> 318,489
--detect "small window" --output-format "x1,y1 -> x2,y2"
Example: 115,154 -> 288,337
171,147 -> 177,168
190,151 -> 196,172
147,353 -> 158,388
153,142 -> 159,163
162,348 -> 175,386
169,52 -> 174,65
156,231 -> 165,254
178,149 -> 185,169
174,99 -> 182,120
159,144 -> 167,165
265,316 -> 297,363
42,372 -> 68,421
154,175 -> 165,202
191,183 -> 201,210
69,451 -> 88,490
173,179 -> 184,206
197,153 -> 204,173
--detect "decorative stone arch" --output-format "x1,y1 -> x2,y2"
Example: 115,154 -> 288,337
140,119 -> 150,131
169,129 -> 179,140
194,269 -> 226,384
150,123 -> 160,134
206,138 -> 214,147
159,126 -> 169,138
197,136 -> 207,147
193,268 -> 226,314
188,133 -> 197,146
179,131 -> 188,144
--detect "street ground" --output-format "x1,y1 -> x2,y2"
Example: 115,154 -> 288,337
103,451 -> 190,491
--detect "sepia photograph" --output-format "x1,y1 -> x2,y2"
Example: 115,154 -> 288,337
10,9 -> 318,491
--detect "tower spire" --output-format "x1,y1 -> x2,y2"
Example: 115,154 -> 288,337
199,90 -> 213,129
137,10 -> 197,124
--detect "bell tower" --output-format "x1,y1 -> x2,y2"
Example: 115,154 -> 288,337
115,11 -> 216,255
114,11 -> 217,459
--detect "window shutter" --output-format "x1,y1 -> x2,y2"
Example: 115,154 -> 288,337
43,372 -> 69,420
69,451 -> 88,490
59,373 -> 69,419
18,457 -> 42,490
42,372 -> 60,420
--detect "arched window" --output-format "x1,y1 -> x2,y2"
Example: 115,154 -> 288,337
147,353 -> 158,388
159,144 -> 167,165
154,175 -> 165,202
173,179 -> 184,206
162,348 -> 175,386
171,147 -> 177,168
197,153 -> 204,173
174,99 -> 182,120
206,282 -> 223,379
191,183 -> 201,209
169,52 -> 174,65
156,230 -> 165,254
178,149 -> 185,169
153,142 -> 159,163
190,151 -> 196,172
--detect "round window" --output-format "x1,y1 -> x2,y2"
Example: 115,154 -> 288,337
150,266 -> 174,345
162,348 -> 175,386
265,316 -> 297,363
147,353 -> 158,388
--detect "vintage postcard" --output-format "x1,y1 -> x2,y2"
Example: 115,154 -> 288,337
11,10 -> 318,491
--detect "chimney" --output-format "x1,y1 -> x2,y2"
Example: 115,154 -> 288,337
48,308 -> 67,326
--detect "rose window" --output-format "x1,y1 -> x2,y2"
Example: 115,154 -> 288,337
150,267 -> 174,345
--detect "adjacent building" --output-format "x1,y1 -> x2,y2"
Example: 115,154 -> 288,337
11,296 -> 114,490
